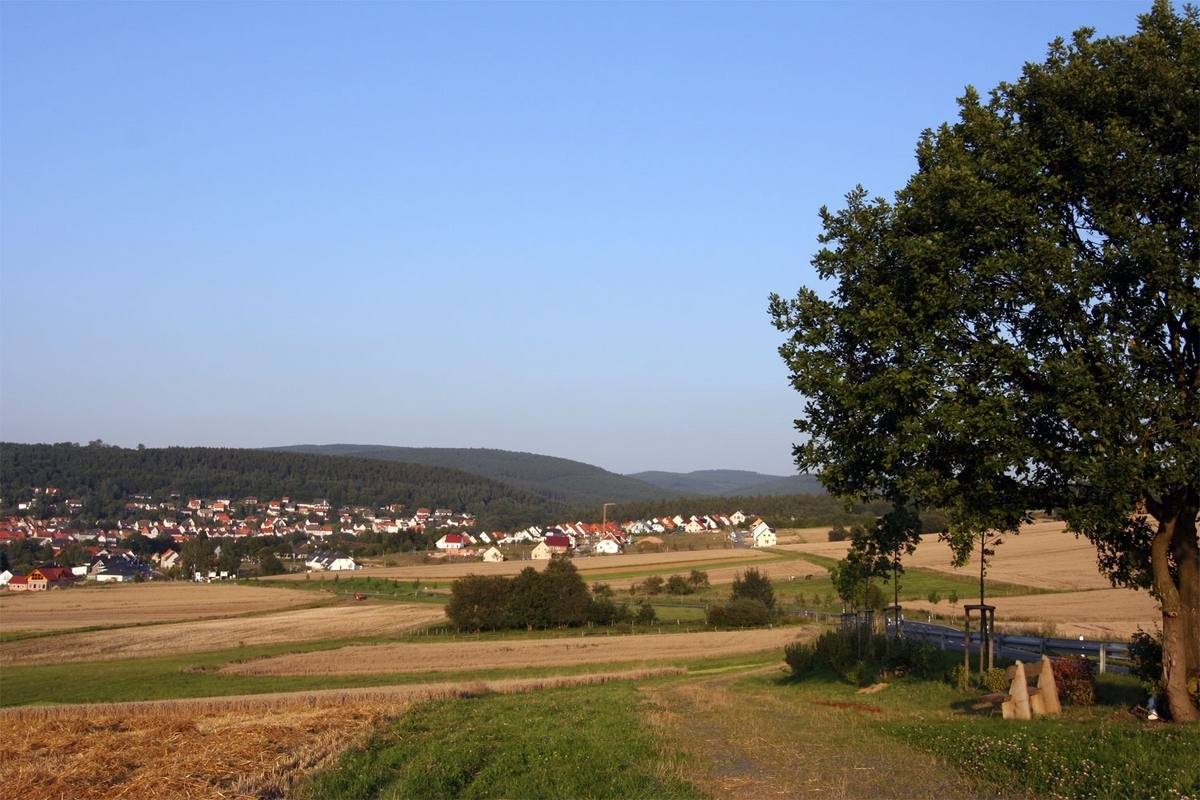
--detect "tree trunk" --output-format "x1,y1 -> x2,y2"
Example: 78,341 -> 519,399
1170,494 -> 1199,704
1152,500 -> 1200,723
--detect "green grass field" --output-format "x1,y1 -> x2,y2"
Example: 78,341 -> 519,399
293,681 -> 705,800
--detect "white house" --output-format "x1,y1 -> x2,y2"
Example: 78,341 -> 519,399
751,521 -> 777,548
306,550 -> 359,571
594,538 -> 622,555
530,541 -> 553,560
482,546 -> 504,563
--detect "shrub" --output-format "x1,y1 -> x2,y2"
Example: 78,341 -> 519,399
1128,628 -> 1163,695
665,575 -> 693,595
731,568 -> 774,610
707,597 -> 771,628
641,575 -> 664,595
981,667 -> 1009,693
828,525 -> 849,542
845,660 -> 879,687
634,600 -> 657,625
1054,655 -> 1097,706
947,663 -> 971,691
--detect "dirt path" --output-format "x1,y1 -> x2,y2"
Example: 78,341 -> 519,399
642,669 -> 976,799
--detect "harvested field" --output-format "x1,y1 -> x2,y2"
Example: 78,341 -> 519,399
1,602 -> 445,667
0,668 -> 681,800
908,588 -> 1160,641
221,626 -> 816,676
788,520 -> 1115,591
0,583 -> 320,633
276,546 -> 775,583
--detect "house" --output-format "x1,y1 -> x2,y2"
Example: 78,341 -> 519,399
751,521 -> 777,547
529,541 -> 553,560
594,538 -> 622,555
306,550 -> 358,571
25,566 -> 77,591
0,569 -> 16,587
730,511 -> 749,526
89,553 -> 151,582
543,534 -> 572,554
437,533 -> 466,550
482,546 -> 504,563
7,574 -> 30,591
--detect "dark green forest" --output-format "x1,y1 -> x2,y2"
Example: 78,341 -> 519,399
0,442 -> 565,531
269,444 -> 685,506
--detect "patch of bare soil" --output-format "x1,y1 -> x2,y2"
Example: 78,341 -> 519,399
0,583 -> 319,633
0,602 -> 445,667
641,670 -> 976,799
221,626 -> 815,676
0,669 -> 678,800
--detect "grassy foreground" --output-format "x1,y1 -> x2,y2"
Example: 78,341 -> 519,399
293,663 -> 1200,800
293,681 -> 704,800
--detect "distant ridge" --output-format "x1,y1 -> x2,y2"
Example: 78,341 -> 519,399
627,469 -> 826,497
268,444 -> 684,508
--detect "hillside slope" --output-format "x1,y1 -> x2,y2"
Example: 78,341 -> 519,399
269,445 -> 684,507
627,470 -> 825,497
0,443 -> 563,531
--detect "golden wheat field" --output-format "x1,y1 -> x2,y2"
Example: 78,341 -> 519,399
0,600 -> 445,667
787,519 -> 1113,590
0,669 -> 683,800
219,626 -> 816,676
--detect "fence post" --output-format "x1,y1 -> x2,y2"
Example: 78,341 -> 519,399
1099,644 -> 1107,674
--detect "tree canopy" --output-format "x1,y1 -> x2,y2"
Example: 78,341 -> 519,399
769,2 -> 1198,720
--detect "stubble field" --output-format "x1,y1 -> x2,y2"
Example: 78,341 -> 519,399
219,626 -> 815,676
1,601 -> 445,667
0,582 -> 319,632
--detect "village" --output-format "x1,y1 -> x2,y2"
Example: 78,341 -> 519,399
0,488 -> 778,590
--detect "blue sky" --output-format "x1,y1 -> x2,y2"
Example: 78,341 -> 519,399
1,1 -> 1145,475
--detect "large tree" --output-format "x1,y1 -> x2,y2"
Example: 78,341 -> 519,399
769,1 -> 1198,720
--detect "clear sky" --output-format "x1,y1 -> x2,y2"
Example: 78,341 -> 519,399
0,1 -> 1145,476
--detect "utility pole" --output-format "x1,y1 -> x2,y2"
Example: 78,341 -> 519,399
602,503 -> 615,526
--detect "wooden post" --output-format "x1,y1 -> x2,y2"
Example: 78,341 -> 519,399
1099,644 -> 1107,674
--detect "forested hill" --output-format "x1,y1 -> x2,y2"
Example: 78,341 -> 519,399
268,444 -> 683,507
627,470 -> 825,497
0,443 -> 564,531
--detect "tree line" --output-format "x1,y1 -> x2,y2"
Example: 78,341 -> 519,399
0,442 -> 565,531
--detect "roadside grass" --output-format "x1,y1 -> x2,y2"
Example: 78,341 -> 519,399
771,664 -> 1199,799
292,680 -> 705,800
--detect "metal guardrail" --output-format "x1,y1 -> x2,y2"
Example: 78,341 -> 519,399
900,620 -> 1130,674
783,610 -> 1130,674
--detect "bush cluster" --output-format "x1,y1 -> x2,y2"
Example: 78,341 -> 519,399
446,557 -> 650,631
1054,655 -> 1097,706
705,568 -> 776,628
784,628 -> 947,687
